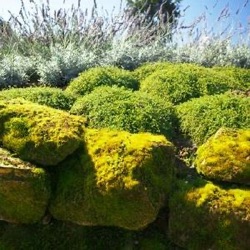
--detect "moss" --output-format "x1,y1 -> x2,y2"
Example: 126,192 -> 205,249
0,148 -> 50,224
176,93 -> 250,145
65,66 -> 139,97
195,128 -> 250,185
169,179 -> 250,250
0,99 -> 86,166
0,87 -> 76,111
0,221 -> 131,250
50,128 -> 175,230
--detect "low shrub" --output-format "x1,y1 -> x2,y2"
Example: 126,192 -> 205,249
0,87 -> 76,110
70,86 -> 177,139
66,66 -> 139,97
177,93 -> 250,145
132,62 -> 173,82
140,63 -> 241,104
212,66 -> 250,90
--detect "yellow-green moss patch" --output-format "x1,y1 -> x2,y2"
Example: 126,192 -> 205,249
0,148 -> 50,223
195,128 -> 250,185
169,179 -> 250,250
0,99 -> 86,166
50,129 -> 175,230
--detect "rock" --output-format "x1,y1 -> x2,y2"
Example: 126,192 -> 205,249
0,148 -> 50,223
195,127 -> 250,185
0,99 -> 87,166
50,128 -> 175,230
169,178 -> 250,250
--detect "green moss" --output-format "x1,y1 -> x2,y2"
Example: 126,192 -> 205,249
176,93 -> 250,145
65,66 -> 139,97
139,63 -> 239,105
0,87 -> 76,111
0,148 -> 50,224
169,179 -> 250,250
70,86 -> 177,139
195,128 -> 250,185
50,128 -> 175,230
0,221 -> 131,250
0,99 -> 86,166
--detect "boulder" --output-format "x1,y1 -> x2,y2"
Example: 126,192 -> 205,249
50,129 -> 175,230
0,148 -> 50,223
195,128 -> 250,185
169,179 -> 250,250
0,99 -> 86,166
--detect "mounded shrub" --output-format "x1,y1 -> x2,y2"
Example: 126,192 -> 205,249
0,99 -> 86,166
132,62 -> 173,82
212,66 -> 250,90
0,148 -> 50,223
195,127 -> 250,185
169,179 -> 250,250
70,86 -> 177,139
177,93 -> 250,145
65,66 -> 139,96
50,128 -> 175,230
0,87 -> 76,110
140,63 -> 241,104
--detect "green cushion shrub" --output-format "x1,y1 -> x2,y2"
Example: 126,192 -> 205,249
0,99 -> 86,166
177,93 -> 250,145
50,128 -> 175,230
0,87 -> 76,110
195,128 -> 250,185
212,66 -> 250,90
140,63 -> 241,105
65,66 -> 139,96
70,86 -> 177,139
132,62 -> 173,81
169,178 -> 250,250
0,148 -> 50,223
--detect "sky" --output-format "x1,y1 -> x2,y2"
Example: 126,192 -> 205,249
0,0 -> 249,42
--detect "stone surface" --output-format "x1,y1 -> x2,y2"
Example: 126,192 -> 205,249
169,178 -> 250,250
50,128 -> 175,230
0,99 -> 87,166
195,127 -> 250,185
0,148 -> 50,223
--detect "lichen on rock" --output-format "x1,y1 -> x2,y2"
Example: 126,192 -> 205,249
0,99 -> 87,166
0,148 -> 50,223
195,127 -> 250,185
50,128 -> 175,230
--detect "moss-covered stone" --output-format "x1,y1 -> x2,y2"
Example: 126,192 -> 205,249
169,179 -> 250,250
0,99 -> 86,166
50,129 -> 175,230
0,148 -> 50,223
195,128 -> 250,185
